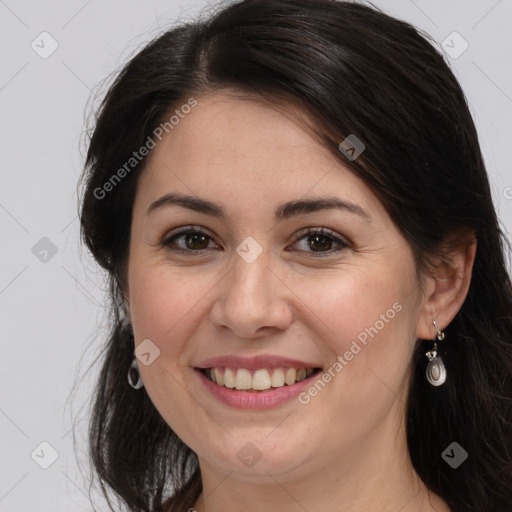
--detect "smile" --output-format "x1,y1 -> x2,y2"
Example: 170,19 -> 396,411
201,367 -> 320,392
195,365 -> 324,409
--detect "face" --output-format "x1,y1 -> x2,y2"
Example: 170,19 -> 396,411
126,92 -> 426,482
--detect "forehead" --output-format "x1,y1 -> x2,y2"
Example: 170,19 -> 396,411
134,92 -> 382,220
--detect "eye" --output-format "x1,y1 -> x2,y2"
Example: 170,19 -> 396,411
162,226 -> 218,254
291,227 -> 349,258
161,226 -> 349,258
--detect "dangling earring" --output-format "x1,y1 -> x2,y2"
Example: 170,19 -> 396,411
128,357 -> 144,389
425,320 -> 446,386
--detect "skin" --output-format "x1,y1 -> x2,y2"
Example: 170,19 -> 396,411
124,91 -> 476,511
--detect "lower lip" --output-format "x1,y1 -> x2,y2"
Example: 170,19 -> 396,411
194,368 -> 322,409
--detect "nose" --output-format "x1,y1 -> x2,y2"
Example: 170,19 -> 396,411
209,248 -> 293,339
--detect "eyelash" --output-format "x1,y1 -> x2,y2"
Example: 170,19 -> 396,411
161,226 -> 349,258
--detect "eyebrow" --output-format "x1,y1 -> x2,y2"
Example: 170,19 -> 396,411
146,192 -> 371,222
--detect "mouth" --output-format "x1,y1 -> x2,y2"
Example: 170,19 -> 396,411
197,366 -> 323,392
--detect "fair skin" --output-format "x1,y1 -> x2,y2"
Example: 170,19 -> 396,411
124,91 -> 476,511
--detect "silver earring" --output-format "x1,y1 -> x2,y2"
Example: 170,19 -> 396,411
425,320 -> 446,386
128,357 -> 144,389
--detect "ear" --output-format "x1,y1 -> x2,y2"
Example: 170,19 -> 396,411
416,230 -> 477,339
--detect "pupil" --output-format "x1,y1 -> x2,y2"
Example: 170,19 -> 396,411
186,232 -> 208,250
308,234 -> 331,252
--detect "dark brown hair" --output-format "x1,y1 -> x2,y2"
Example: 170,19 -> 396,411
77,1 -> 512,510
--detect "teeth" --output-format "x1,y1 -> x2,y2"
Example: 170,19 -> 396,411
271,368 -> 285,387
235,369 -> 252,390
204,366 -> 318,391
296,368 -> 307,382
285,368 -> 296,385
224,368 -> 236,388
252,369 -> 272,390
214,367 -> 224,386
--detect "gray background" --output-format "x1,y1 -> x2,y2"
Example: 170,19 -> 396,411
0,0 -> 511,510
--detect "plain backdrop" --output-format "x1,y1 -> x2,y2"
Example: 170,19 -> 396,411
0,0 -> 511,510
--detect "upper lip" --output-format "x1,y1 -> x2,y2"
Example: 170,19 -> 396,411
194,354 -> 322,370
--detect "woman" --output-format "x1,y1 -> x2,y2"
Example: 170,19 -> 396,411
78,0 -> 512,511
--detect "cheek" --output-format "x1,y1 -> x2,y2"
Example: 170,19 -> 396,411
128,261 -> 221,363
291,262 -> 418,408
127,264 -> 220,438
292,264 -> 411,348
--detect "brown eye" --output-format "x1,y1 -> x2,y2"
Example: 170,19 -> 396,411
182,232 -> 210,250
161,226 -> 348,258
292,228 -> 349,257
307,233 -> 333,252
162,228 -> 217,253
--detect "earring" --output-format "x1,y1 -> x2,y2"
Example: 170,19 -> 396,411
128,357 -> 144,389
425,320 -> 446,386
